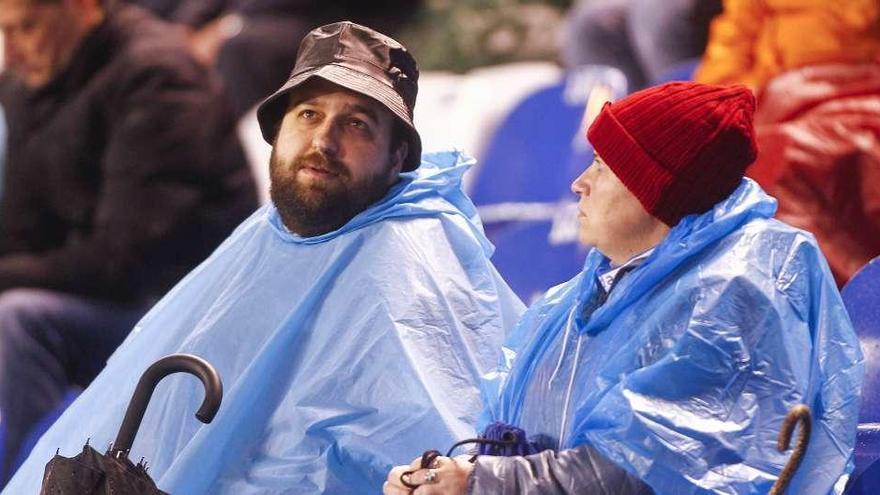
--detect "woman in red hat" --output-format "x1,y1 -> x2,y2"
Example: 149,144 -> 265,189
384,82 -> 862,495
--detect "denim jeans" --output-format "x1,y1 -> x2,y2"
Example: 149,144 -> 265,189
0,288 -> 147,482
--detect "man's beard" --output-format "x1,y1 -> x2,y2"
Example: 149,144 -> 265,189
269,149 -> 395,237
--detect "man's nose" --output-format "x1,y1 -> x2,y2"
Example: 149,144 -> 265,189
312,120 -> 340,156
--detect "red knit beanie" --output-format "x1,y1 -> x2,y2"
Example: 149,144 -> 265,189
586,82 -> 757,226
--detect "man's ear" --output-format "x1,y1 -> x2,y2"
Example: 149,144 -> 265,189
390,141 -> 408,176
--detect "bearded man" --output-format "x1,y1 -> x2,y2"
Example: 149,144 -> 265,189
4,21 -> 523,494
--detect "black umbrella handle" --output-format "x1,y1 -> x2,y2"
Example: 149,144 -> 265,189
111,354 -> 223,458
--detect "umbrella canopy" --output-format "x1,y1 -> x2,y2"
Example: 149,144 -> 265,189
39,354 -> 222,494
41,441 -> 166,495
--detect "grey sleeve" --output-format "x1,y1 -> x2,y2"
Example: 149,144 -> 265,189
467,444 -> 655,495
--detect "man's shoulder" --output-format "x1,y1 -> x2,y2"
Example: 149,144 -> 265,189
354,212 -> 488,262
360,213 -> 457,246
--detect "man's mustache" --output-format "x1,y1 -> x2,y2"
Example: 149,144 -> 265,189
294,152 -> 348,177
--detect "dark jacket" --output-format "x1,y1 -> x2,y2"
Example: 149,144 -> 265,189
469,444 -> 654,494
0,5 -> 258,303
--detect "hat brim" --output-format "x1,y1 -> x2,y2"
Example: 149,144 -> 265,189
256,64 -> 422,171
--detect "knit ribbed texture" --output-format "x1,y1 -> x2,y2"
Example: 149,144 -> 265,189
587,82 -> 757,226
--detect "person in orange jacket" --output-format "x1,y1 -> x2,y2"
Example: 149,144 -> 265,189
696,0 -> 880,286
695,0 -> 880,90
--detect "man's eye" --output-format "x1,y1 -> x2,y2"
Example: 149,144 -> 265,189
299,109 -> 317,120
348,119 -> 368,130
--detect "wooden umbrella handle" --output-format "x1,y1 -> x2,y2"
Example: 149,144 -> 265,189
769,404 -> 812,495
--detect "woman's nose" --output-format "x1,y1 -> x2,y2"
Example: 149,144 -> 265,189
571,168 -> 590,196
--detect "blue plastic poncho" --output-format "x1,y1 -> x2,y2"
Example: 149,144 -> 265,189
5,151 -> 525,494
481,179 -> 864,494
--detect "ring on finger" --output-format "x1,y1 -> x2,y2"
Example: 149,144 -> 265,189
400,470 -> 419,489
424,469 -> 439,484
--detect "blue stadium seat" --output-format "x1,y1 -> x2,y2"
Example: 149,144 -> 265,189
847,426 -> 880,494
842,256 -> 880,494
652,58 -> 700,85
470,65 -> 627,301
843,257 -> 880,423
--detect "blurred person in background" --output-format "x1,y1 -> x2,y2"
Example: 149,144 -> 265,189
1,32 -> 7,209
0,103 -> 5,208
697,0 -> 880,285
0,0 -> 257,482
127,0 -> 423,117
384,82 -> 862,495
695,0 -> 880,89
563,0 -> 721,90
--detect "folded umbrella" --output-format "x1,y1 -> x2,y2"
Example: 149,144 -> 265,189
39,354 -> 222,494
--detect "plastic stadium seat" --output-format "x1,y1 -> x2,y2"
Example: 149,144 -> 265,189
847,426 -> 880,494
843,257 -> 880,423
469,65 -> 627,302
237,108 -> 271,204
414,62 -> 561,165
652,58 -> 700,85
842,256 -> 880,494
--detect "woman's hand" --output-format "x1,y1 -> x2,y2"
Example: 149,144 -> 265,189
384,455 -> 474,494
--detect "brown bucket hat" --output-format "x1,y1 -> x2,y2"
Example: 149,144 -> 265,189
256,21 -> 422,171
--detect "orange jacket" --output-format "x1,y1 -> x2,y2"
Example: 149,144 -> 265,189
695,0 -> 880,89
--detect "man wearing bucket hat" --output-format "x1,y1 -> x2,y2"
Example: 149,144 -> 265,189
385,82 -> 862,494
4,22 -> 523,494
254,20 -> 423,237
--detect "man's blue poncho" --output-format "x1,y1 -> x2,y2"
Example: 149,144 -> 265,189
6,151 -> 525,494
481,179 -> 864,494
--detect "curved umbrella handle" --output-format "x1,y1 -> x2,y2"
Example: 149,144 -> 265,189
769,404 -> 812,495
111,353 -> 223,458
